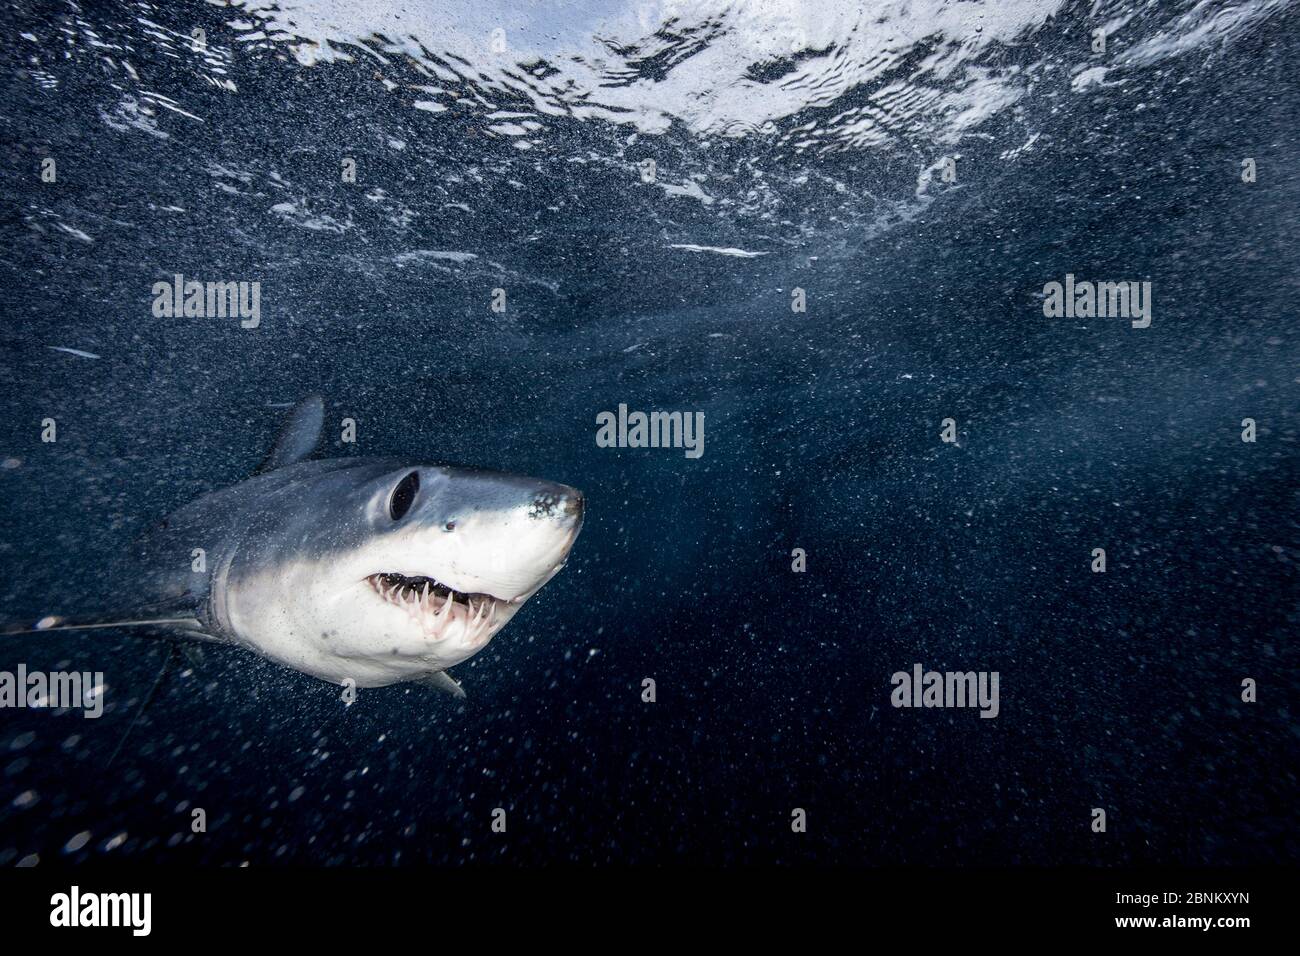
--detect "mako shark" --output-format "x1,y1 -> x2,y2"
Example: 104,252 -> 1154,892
12,396 -> 584,700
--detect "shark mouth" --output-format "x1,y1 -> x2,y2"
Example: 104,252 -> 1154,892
366,572 -> 501,647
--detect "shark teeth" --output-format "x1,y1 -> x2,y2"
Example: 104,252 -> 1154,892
366,572 -> 498,645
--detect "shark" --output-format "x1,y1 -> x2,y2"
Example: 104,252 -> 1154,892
9,396 -> 585,700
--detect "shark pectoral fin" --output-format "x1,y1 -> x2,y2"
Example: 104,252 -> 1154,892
2,613 -> 203,637
419,671 -> 466,700
257,394 -> 324,473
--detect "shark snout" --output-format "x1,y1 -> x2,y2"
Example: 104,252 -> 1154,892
529,484 -> 584,522
562,488 -> 584,518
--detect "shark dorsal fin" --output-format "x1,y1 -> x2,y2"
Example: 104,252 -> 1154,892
258,395 -> 325,473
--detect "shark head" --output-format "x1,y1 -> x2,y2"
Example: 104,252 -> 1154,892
359,464 -> 584,653
216,460 -> 584,687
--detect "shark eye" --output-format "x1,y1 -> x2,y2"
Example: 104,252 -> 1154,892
389,471 -> 419,521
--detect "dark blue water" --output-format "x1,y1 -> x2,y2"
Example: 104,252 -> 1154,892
0,0 -> 1296,865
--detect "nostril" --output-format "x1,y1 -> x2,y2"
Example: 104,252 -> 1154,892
563,491 -> 584,517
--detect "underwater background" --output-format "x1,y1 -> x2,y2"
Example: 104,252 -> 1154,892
0,0 -> 1296,865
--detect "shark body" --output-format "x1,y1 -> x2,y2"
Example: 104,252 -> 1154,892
19,396 -> 585,698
